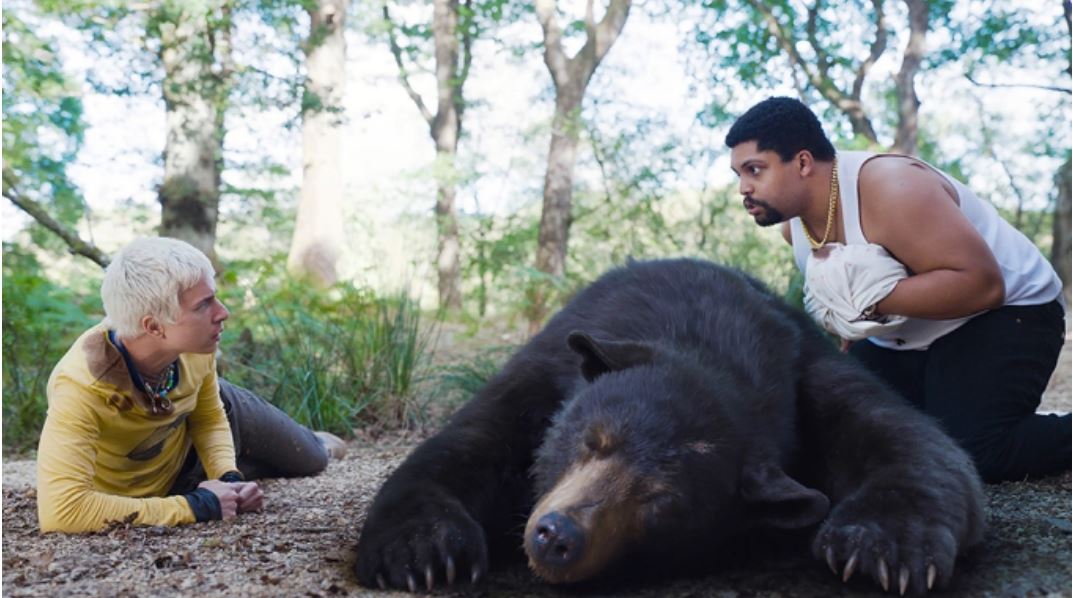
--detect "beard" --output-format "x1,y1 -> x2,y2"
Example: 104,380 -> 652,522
742,196 -> 785,227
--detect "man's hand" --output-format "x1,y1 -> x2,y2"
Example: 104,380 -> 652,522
231,481 -> 264,513
198,480 -> 240,520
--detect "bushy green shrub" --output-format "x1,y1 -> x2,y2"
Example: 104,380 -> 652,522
217,261 -> 433,435
2,245 -> 102,455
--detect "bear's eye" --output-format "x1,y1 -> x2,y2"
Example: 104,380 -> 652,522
686,440 -> 715,455
583,425 -> 617,457
638,483 -> 679,518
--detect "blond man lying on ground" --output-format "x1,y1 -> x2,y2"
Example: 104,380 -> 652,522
36,237 -> 345,533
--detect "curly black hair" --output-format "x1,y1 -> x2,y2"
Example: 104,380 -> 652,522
724,97 -> 835,162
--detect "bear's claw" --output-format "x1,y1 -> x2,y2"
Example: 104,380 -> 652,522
842,550 -> 858,582
354,495 -> 489,592
814,512 -> 957,596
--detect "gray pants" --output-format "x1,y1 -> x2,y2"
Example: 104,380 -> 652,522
169,379 -> 328,494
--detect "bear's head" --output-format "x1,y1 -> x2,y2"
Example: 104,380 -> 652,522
524,331 -> 829,585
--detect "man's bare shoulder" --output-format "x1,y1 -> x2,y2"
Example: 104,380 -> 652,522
856,155 -> 965,245
858,155 -> 956,206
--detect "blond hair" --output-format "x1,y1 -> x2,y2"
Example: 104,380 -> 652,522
101,237 -> 215,339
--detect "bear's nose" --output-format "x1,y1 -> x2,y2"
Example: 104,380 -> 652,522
529,511 -> 585,567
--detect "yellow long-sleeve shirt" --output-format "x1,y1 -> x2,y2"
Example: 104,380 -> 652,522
36,324 -> 237,533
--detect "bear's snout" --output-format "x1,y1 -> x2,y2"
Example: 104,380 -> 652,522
525,457 -> 644,583
528,512 -> 585,567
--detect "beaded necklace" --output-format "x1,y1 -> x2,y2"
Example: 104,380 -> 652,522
140,361 -> 178,415
109,330 -> 179,416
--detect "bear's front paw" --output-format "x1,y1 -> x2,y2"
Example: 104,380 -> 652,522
812,506 -> 959,596
354,497 -> 488,592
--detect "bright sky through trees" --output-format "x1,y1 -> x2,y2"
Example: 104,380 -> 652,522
3,1 -> 1068,257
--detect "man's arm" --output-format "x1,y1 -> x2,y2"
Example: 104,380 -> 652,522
186,363 -> 238,479
36,380 -> 245,533
857,156 -> 1005,319
187,365 -> 263,513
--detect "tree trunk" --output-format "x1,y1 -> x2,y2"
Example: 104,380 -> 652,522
1052,157 -> 1072,302
432,0 -> 463,310
892,0 -> 928,155
529,93 -> 583,328
384,0 -> 467,311
287,0 -> 347,287
529,0 -> 631,332
157,3 -> 230,265
435,180 -> 463,309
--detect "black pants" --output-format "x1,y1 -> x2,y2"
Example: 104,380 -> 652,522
850,300 -> 1070,483
169,379 -> 329,494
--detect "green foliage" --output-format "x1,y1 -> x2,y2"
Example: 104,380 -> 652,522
453,98 -> 802,325
933,4 -> 1063,73
2,244 -> 103,455
2,5 -> 87,238
433,344 -> 514,410
572,110 -> 797,297
460,210 -> 539,319
217,258 -> 434,434
0,244 -> 437,453
373,0 -> 514,106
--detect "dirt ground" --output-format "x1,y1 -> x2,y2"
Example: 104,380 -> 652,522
3,332 -> 1071,597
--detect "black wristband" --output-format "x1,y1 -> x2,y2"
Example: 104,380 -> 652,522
183,488 -> 222,522
219,470 -> 244,483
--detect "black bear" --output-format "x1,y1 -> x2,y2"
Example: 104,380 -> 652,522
355,259 -> 985,595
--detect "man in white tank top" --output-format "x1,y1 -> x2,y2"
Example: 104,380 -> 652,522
724,96 -> 1069,483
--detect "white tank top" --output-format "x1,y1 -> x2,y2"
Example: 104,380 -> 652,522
791,150 -> 1063,351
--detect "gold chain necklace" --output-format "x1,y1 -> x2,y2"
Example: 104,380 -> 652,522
803,157 -> 839,250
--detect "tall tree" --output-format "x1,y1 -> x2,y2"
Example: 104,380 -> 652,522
383,0 -> 477,310
153,1 -> 233,264
287,0 -> 347,287
529,0 -> 631,331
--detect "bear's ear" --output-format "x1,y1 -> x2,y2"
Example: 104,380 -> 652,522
566,331 -> 655,382
739,462 -> 830,529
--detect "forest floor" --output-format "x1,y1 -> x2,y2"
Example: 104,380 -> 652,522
3,326 -> 1071,597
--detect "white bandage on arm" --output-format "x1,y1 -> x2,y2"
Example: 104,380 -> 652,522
803,243 -> 909,341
